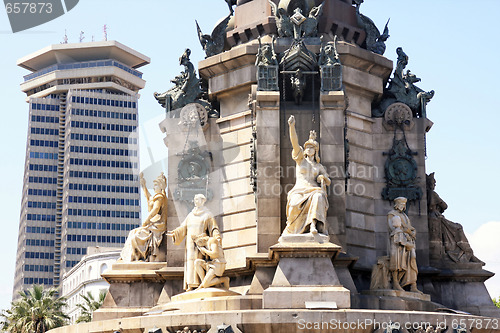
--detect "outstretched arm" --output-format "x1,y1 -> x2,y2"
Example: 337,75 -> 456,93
288,115 -> 301,156
140,173 -> 151,203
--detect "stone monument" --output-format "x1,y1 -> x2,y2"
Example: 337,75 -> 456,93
57,1 -> 500,332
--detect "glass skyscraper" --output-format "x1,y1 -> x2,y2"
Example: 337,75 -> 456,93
13,41 -> 150,296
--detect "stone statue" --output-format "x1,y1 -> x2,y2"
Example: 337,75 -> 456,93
354,0 -> 390,55
318,36 -> 343,91
193,234 -> 230,289
373,47 -> 435,118
426,173 -> 481,264
167,194 -> 221,291
120,173 -> 168,262
154,49 -> 201,112
256,37 -> 279,91
268,0 -> 293,38
196,15 -> 231,58
387,197 -> 421,293
283,115 -> 331,235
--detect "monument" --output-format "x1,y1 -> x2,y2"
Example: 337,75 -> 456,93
52,1 -> 500,332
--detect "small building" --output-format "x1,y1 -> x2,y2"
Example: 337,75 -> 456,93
61,247 -> 120,324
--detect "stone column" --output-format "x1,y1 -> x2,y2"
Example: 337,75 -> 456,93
320,91 -> 347,247
255,89 -> 282,252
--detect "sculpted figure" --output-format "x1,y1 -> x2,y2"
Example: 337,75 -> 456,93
318,36 -> 343,92
255,37 -> 278,67
354,0 -> 389,55
196,15 -> 231,58
168,194 -> 220,291
283,115 -> 331,235
120,173 -> 167,262
154,49 -> 201,112
193,234 -> 230,289
268,0 -> 293,38
427,173 -> 481,264
388,197 -> 421,293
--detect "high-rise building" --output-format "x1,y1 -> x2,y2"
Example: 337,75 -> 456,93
13,41 -> 150,296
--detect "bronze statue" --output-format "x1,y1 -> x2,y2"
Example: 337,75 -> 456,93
302,2 -> 324,38
268,0 -> 293,38
196,15 -> 231,58
354,0 -> 390,55
427,173 -> 481,264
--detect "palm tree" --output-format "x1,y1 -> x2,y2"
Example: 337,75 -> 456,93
1,284 -> 68,333
75,291 -> 106,323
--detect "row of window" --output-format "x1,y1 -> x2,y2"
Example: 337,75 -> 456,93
68,196 -> 139,206
31,127 -> 59,135
24,278 -> 53,285
66,261 -> 79,268
67,221 -> 139,230
66,248 -> 87,255
25,252 -> 54,259
68,183 -> 139,193
31,103 -> 60,111
28,201 -> 57,209
69,158 -> 138,169
26,239 -> 55,247
26,214 -> 55,221
68,170 -> 137,182
31,115 -> 58,123
24,59 -> 142,81
29,152 -> 58,160
28,176 -> 57,184
71,96 -> 137,109
26,226 -> 55,234
70,121 -> 137,133
28,189 -> 56,196
70,145 -> 138,157
30,139 -> 58,148
24,265 -> 54,272
71,108 -> 137,120
70,132 -> 138,145
67,234 -> 126,244
67,209 -> 139,219
29,164 -> 57,172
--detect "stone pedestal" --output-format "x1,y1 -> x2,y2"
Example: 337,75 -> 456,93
95,262 -> 172,321
262,238 -> 351,309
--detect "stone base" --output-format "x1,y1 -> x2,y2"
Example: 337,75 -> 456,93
170,287 -> 241,302
279,233 -> 330,244
363,289 -> 431,301
263,286 -> 350,309
49,309 -> 500,333
147,294 -> 262,314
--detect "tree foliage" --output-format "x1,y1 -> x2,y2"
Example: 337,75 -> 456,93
493,297 -> 500,308
1,284 -> 68,333
75,291 -> 106,323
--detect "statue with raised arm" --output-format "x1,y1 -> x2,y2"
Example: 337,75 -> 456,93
283,115 -> 331,236
167,194 -> 221,291
193,234 -> 230,289
120,172 -> 168,262
388,197 -> 421,293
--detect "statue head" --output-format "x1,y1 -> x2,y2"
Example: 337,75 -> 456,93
426,172 -> 436,190
393,197 -> 407,212
304,130 -> 320,163
179,48 -> 191,66
153,172 -> 167,193
193,193 -> 207,208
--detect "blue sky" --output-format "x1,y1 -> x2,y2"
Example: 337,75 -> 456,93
0,0 -> 499,311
